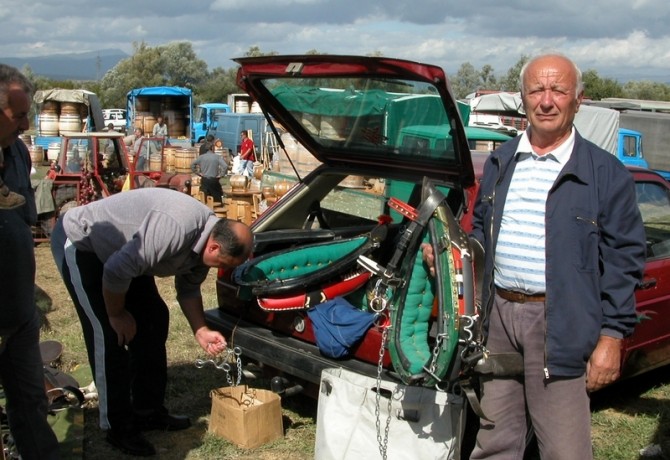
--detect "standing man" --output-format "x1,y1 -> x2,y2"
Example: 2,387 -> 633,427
467,54 -> 646,459
191,142 -> 228,204
152,115 -> 168,140
239,130 -> 255,177
132,127 -> 149,171
0,63 -> 61,459
50,188 -> 253,457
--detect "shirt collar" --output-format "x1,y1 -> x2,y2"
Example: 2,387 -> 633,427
515,127 -> 576,165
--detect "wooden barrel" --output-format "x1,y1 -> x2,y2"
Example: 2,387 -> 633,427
235,101 -> 249,113
29,145 -> 44,164
47,142 -> 61,161
149,153 -> 162,171
164,146 -> 176,172
135,97 -> 150,112
174,148 -> 197,173
60,102 -> 80,116
59,114 -> 82,134
164,110 -> 185,137
39,113 -> 59,136
143,116 -> 157,135
19,134 -> 32,146
320,116 -> 347,140
42,101 -> 59,113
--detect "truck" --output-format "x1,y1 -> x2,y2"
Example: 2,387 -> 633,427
574,104 -> 670,178
33,89 -> 105,158
191,102 -> 231,145
207,112 -> 267,159
619,110 -> 670,174
126,86 -> 193,148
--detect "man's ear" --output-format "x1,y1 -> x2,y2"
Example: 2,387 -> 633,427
206,239 -> 221,254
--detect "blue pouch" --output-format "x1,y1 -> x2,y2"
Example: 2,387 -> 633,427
307,297 -> 377,359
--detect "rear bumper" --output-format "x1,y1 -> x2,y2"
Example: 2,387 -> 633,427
204,308 -> 381,385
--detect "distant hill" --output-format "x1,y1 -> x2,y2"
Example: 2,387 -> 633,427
0,49 -> 128,81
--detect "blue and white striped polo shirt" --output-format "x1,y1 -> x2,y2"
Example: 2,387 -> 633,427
494,128 -> 575,294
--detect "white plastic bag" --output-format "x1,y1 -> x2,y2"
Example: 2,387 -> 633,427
315,367 -> 465,460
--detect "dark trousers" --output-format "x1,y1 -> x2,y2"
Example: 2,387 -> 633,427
51,219 -> 169,432
0,312 -> 61,460
200,176 -> 224,203
0,210 -> 59,459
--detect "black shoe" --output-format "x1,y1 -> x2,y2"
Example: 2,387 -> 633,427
105,429 -> 156,457
136,411 -> 191,432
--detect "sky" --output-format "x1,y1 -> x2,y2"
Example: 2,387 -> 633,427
1,0 -> 669,83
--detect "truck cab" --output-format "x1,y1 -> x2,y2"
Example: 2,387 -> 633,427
192,103 -> 231,145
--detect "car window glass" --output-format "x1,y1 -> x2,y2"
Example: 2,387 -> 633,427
637,180 -> 670,259
260,77 -> 461,167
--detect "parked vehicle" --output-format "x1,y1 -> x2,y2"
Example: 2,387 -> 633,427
204,54 -> 670,401
126,86 -> 192,148
207,112 -> 266,157
102,108 -> 127,132
33,89 -> 105,158
192,102 -> 231,145
205,55 -> 475,395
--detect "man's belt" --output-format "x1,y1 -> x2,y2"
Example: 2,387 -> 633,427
496,287 -> 545,303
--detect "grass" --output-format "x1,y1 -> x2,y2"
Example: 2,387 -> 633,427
33,242 -> 670,459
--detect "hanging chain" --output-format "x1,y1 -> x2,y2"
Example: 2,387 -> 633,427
194,346 -> 243,386
375,326 -> 393,460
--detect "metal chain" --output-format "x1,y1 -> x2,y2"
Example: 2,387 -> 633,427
375,326 -> 392,460
194,346 -> 243,386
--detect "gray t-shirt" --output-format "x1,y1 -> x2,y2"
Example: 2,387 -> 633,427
62,188 -> 219,299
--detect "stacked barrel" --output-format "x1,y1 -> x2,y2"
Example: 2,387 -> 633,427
132,96 -> 188,138
38,101 -> 87,136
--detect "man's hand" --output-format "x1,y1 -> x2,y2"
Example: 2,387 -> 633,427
586,335 -> 623,392
421,242 -> 436,277
195,327 -> 228,356
108,310 -> 137,347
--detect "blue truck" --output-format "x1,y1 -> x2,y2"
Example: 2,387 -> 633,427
191,102 -> 231,145
126,86 -> 193,148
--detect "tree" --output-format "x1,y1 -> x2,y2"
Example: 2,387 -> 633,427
195,67 -> 239,105
480,64 -> 498,90
498,55 -> 529,92
582,69 -> 623,100
450,62 -> 481,99
622,80 -> 670,101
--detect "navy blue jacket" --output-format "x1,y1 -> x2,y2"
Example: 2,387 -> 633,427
471,131 -> 646,377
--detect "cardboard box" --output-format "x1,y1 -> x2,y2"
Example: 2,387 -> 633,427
209,385 -> 284,448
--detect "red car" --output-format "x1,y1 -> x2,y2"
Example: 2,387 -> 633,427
204,55 -> 670,397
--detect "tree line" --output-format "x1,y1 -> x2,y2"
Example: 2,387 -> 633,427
20,41 -> 670,110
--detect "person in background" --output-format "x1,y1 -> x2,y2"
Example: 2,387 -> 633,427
152,115 -> 168,139
0,63 -> 61,460
191,141 -> 228,204
50,188 -> 253,457
468,54 -> 645,459
239,130 -> 255,177
199,134 -> 216,155
133,127 -> 149,171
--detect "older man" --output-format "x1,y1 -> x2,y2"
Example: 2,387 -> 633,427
50,188 -> 253,457
467,54 -> 646,459
0,64 -> 61,459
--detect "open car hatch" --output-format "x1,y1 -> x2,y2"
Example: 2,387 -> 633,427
234,55 -> 475,186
